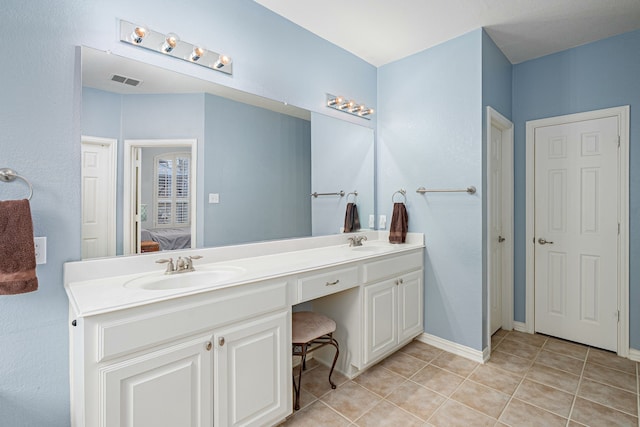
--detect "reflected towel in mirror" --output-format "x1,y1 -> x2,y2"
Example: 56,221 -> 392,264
389,202 -> 408,244
343,202 -> 360,233
0,199 -> 38,295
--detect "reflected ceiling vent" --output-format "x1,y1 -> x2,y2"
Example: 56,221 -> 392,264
110,74 -> 142,87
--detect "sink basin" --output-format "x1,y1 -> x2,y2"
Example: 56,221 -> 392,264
124,266 -> 246,291
349,245 -> 389,253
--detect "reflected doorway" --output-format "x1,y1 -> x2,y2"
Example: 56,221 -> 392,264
123,139 -> 197,255
81,136 -> 117,259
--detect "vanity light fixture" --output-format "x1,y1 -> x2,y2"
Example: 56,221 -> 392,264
326,94 -> 374,120
119,20 -> 233,75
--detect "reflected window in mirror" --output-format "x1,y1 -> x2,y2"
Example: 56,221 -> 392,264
154,152 -> 191,228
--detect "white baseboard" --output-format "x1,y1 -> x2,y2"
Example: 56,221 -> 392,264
628,348 -> 640,362
416,333 -> 486,363
512,321 -> 528,333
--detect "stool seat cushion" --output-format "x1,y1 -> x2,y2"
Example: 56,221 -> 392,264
292,311 -> 336,344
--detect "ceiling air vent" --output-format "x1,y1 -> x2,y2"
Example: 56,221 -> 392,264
110,74 -> 142,87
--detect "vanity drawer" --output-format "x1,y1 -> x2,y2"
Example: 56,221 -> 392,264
297,266 -> 358,302
363,250 -> 423,283
94,280 -> 288,362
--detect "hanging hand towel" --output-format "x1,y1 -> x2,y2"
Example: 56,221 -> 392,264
389,202 -> 408,243
343,202 -> 361,233
0,199 -> 38,295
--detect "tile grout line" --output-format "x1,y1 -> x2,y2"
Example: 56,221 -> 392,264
565,346 -> 589,426
494,334 -> 548,425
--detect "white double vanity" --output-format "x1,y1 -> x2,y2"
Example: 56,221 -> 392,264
64,231 -> 424,426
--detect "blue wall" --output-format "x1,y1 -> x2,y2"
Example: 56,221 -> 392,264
203,94 -> 311,247
0,1 -> 375,425
512,29 -> 640,349
377,30 -> 484,350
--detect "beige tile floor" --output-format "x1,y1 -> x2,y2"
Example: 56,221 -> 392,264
279,330 -> 640,426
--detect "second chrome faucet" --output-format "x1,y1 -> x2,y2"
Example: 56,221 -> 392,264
156,255 -> 203,274
347,235 -> 367,247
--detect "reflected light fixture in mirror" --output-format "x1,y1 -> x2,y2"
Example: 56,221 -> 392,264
119,20 -> 233,75
326,94 -> 374,119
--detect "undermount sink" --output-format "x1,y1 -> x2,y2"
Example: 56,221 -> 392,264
344,242 -> 395,253
124,266 -> 246,291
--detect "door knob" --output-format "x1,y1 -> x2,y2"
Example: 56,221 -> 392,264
538,238 -> 554,245
498,236 -> 506,243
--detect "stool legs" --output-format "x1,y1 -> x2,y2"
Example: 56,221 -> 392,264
292,333 -> 340,411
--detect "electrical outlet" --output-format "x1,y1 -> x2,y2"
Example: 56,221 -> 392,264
378,215 -> 387,229
368,214 -> 375,228
208,193 -> 220,204
34,237 -> 47,264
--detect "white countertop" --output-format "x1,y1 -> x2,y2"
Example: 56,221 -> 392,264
64,232 -> 424,318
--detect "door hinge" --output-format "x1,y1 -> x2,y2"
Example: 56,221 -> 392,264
618,223 -> 620,235
616,310 -> 620,322
618,135 -> 621,147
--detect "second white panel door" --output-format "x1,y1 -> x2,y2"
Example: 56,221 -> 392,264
534,116 -> 619,351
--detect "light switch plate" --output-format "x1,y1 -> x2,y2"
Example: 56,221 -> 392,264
208,193 -> 220,204
368,214 -> 375,228
378,215 -> 387,229
34,237 -> 46,264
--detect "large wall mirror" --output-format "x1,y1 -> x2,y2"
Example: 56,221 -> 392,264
80,46 -> 375,259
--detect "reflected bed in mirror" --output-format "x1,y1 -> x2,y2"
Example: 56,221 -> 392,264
80,46 -> 374,259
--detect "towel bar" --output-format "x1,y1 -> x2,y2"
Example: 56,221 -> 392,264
0,168 -> 33,200
416,186 -> 476,195
311,190 -> 345,198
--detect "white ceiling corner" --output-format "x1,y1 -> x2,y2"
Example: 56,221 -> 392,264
254,0 -> 640,66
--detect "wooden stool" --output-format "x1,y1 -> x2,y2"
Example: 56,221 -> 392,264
140,240 -> 160,253
292,311 -> 339,411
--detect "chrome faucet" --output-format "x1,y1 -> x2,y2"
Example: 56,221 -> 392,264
347,235 -> 368,247
156,255 -> 203,274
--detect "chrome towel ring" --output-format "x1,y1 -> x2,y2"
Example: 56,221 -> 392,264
392,189 -> 406,203
0,168 -> 33,200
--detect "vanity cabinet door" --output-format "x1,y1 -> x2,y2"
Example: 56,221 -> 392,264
363,279 -> 398,365
363,269 -> 424,366
101,335 -> 213,427
214,310 -> 290,427
398,270 -> 423,343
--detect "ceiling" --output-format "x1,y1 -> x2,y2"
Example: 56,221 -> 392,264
254,0 -> 640,66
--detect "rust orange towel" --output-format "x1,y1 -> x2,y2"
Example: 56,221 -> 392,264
0,199 -> 38,295
388,202 -> 408,243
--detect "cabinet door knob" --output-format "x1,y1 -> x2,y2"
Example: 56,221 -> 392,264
205,341 -> 212,351
218,337 -> 225,347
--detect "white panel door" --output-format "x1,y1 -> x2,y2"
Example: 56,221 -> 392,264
534,116 -> 619,351
81,138 -> 116,259
489,124 -> 504,334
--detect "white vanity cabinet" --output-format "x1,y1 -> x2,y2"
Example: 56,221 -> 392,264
69,279 -> 291,427
362,251 -> 423,366
66,233 -> 425,426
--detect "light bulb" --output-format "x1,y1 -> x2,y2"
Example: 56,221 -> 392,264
191,46 -> 205,61
327,96 -> 344,107
359,108 -> 374,116
131,26 -> 147,44
162,33 -> 179,53
214,54 -> 231,69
